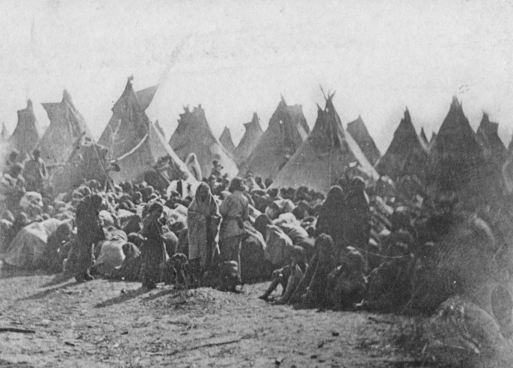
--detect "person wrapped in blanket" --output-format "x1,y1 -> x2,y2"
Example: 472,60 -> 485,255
288,234 -> 337,308
140,202 -> 167,289
187,182 -> 221,286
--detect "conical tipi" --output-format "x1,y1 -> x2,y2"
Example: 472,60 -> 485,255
38,90 -> 93,164
238,97 -> 309,180
99,78 -> 194,184
271,94 -> 378,193
476,112 -> 507,164
233,112 -> 263,166
8,100 -> 42,160
169,105 -> 239,178
346,115 -> 381,165
52,133 -> 112,193
375,109 -> 429,181
99,77 -> 157,159
428,96 -> 489,199
111,121 -> 196,184
220,127 -> 236,154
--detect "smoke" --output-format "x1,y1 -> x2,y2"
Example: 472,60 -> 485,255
157,34 -> 194,87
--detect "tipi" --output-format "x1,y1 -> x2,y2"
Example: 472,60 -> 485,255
271,94 -> 379,193
427,97 -> 489,198
375,109 -> 429,181
220,127 -> 236,154
111,121 -> 195,184
38,90 -> 93,164
238,97 -> 310,180
346,115 -> 381,165
169,105 -> 239,178
51,133 -> 112,193
233,112 -> 263,166
98,77 -> 157,159
99,77 -> 194,184
476,112 -> 507,164
8,100 -> 42,160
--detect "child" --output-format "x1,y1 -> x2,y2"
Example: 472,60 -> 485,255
328,247 -> 367,310
259,245 -> 307,303
140,202 -> 166,289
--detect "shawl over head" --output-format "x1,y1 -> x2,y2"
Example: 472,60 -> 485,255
188,182 -> 218,217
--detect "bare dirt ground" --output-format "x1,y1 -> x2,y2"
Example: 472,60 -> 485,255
0,264 -> 425,368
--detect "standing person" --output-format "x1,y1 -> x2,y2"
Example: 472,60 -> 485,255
219,177 -> 249,287
23,149 -> 47,193
345,177 -> 371,253
185,153 -> 202,182
187,183 -> 220,285
140,202 -> 167,289
316,185 -> 348,256
75,194 -> 105,282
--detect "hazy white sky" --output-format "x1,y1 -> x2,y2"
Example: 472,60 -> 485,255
1,0 -> 512,152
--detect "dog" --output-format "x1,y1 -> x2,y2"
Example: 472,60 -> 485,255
163,253 -> 190,289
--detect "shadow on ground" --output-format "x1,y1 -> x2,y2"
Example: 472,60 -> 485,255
94,287 -> 149,308
18,281 -> 78,301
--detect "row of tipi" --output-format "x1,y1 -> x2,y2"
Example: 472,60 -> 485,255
2,77 -> 511,197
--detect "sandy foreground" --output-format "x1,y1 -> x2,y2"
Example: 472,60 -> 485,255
0,265 -> 427,368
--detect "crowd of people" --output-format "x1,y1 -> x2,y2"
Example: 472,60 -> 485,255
1,149 -> 511,315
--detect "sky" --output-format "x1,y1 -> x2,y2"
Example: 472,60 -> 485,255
1,0 -> 513,153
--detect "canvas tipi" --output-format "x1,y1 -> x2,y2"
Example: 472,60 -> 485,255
375,109 -> 429,181
99,77 -> 157,159
427,97 -> 489,198
220,127 -> 236,154
238,97 -> 310,180
8,100 -> 42,160
271,94 -> 379,193
476,113 -> 507,164
111,121 -> 195,184
51,133 -> 112,193
99,78 -> 194,185
169,105 -> 239,178
233,112 -> 263,166
38,90 -> 93,165
346,115 -> 381,165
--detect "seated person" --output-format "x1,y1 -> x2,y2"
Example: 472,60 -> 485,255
288,234 -> 337,308
363,242 -> 414,312
328,247 -> 367,310
259,246 -> 307,303
108,243 -> 142,281
41,222 -> 73,273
